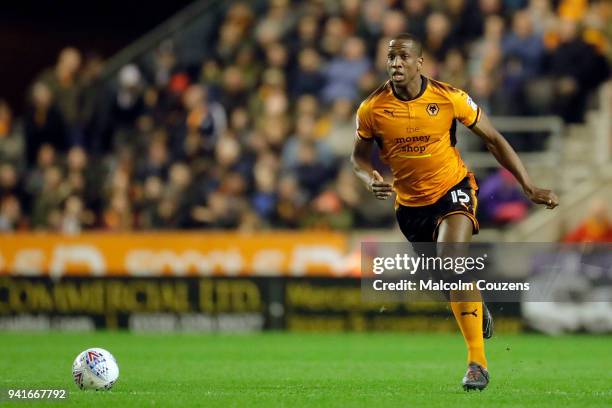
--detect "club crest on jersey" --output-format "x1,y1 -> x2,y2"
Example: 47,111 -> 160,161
426,103 -> 439,116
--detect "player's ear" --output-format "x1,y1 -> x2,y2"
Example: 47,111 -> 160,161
417,57 -> 424,71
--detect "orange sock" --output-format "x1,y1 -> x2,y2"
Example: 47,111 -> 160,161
450,297 -> 487,368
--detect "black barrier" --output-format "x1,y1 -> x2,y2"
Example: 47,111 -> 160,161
0,276 -> 522,332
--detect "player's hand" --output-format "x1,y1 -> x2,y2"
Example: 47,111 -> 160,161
525,186 -> 559,209
370,170 -> 393,200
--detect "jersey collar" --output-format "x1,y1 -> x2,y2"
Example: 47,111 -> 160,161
390,75 -> 428,102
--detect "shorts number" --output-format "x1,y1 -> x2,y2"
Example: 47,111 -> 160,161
451,189 -> 470,204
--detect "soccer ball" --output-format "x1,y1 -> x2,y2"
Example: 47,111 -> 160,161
72,348 -> 119,390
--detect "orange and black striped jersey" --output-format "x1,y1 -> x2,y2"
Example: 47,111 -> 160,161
356,76 -> 481,207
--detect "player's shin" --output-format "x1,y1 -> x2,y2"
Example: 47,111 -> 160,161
450,288 -> 487,369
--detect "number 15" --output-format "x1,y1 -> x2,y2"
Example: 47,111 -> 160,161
451,189 -> 470,204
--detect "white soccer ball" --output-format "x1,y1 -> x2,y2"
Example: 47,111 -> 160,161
72,348 -> 119,390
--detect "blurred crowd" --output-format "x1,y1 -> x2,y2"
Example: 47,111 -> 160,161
0,0 -> 611,233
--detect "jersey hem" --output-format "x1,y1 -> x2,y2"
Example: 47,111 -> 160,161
394,170 -> 469,208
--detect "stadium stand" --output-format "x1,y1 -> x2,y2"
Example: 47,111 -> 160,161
0,0 -> 610,234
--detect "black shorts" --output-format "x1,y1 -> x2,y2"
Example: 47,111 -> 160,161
395,173 -> 479,243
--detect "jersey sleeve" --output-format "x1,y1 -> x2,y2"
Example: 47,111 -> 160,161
355,101 -> 374,140
450,89 -> 481,128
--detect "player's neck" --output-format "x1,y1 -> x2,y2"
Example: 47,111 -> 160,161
392,75 -> 423,101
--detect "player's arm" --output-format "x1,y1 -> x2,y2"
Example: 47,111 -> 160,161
470,111 -> 559,209
351,136 -> 393,200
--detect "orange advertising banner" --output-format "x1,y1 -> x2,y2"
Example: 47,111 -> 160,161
0,232 -> 350,277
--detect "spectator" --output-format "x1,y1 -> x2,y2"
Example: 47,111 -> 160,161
0,163 -> 22,200
320,17 -> 349,59
59,195 -> 94,234
440,48 -> 469,91
79,52 -> 112,154
215,133 -> 249,176
290,14 -> 320,55
292,140 -> 333,198
468,14 -> 505,76
219,65 -> 250,114
547,18 -> 610,122
291,48 -> 325,97
200,58 -> 224,101
563,199 -> 612,243
303,165 -> 361,230
303,188 -> 353,230
66,146 -> 102,212
359,0 -> 387,53
265,42 -> 289,71
150,40 -> 178,88
503,11 -> 544,79
167,162 -> 200,224
251,156 -> 277,220
335,164 -> 361,215
36,47 -> 82,133
447,0 -> 485,44
181,84 -> 227,150
138,175 -> 163,228
425,12 -> 454,61
273,174 -> 307,228
24,82 -> 67,165
321,36 -> 371,103
322,99 -> 356,160
217,20 -> 246,66
0,195 -> 22,231
0,100 -> 25,170
102,192 -> 134,231
478,168 -> 531,226
469,72 -> 503,116
228,106 -> 252,142
501,9 -> 545,113
112,64 -> 145,143
282,113 -> 334,171
31,166 -> 70,229
403,0 -> 429,42
381,9 -> 407,39
191,190 -> 242,228
235,45 -> 261,90
255,0 -> 294,48
24,144 -> 58,208
527,0 -> 557,36
136,135 -> 170,181
340,0 -> 362,31
0,162 -> 28,216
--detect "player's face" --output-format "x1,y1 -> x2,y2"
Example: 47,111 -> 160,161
387,40 -> 423,86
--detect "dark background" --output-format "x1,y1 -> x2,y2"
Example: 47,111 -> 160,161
0,0 -> 195,115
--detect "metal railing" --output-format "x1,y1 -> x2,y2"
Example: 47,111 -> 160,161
99,0 -> 225,80
593,81 -> 611,164
459,116 -> 564,169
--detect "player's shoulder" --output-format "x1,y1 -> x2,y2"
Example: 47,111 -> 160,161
426,77 -> 467,99
358,81 -> 392,112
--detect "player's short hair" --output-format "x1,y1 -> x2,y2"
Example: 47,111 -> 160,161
391,33 -> 423,56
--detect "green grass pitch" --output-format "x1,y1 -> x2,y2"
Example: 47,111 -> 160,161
1,332 -> 611,407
